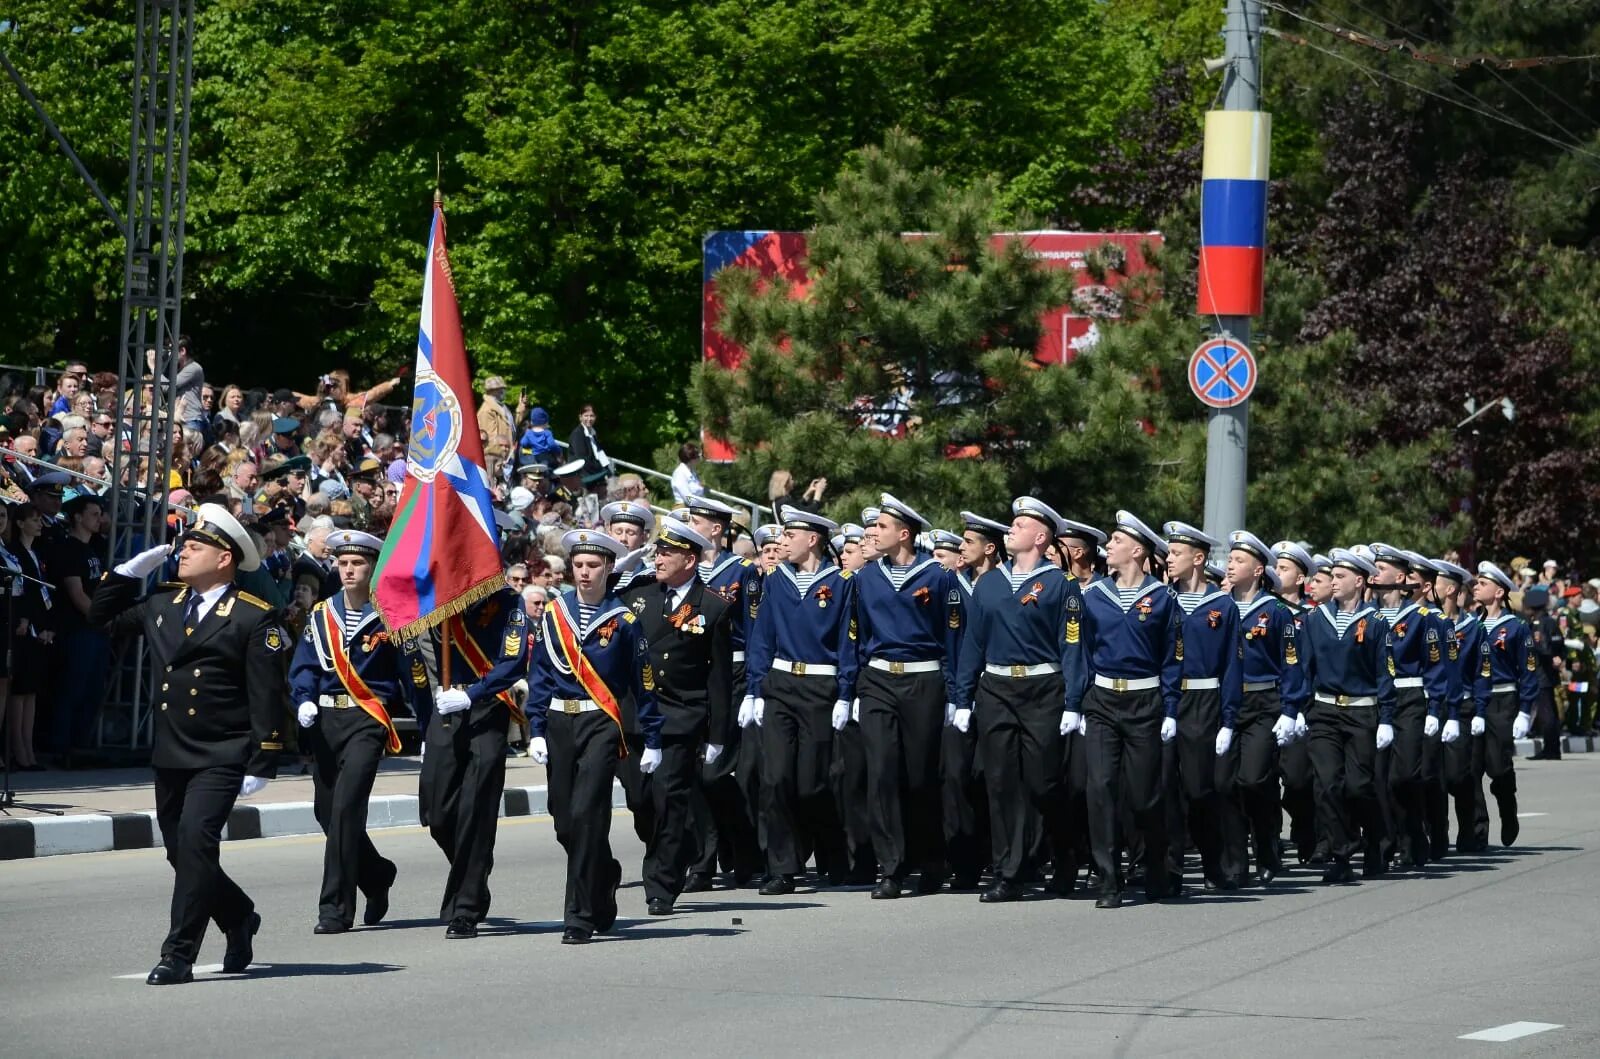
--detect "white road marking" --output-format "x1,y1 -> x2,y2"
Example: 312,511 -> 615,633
116,963 -> 228,980
1517,812 -> 1548,818
1458,1022 -> 1562,1042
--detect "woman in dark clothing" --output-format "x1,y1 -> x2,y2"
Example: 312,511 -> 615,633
566,404 -> 613,491
4,503 -> 53,770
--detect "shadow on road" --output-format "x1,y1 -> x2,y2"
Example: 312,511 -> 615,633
203,962 -> 405,981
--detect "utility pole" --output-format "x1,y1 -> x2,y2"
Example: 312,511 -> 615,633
1201,0 -> 1264,538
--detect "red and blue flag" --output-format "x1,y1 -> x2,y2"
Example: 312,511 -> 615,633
373,202 -> 504,639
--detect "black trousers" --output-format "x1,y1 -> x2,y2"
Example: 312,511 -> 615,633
546,709 -> 623,932
1305,701 -> 1382,864
309,709 -> 395,927
975,672 -> 1067,885
1218,689 -> 1284,878
1387,689 -> 1430,864
1164,688 -> 1224,885
1085,685 -> 1166,895
858,666 -> 945,880
1053,719 -> 1091,883
153,763 -> 253,963
1278,731 -> 1317,857
1482,690 -> 1520,830
760,670 -> 844,878
618,733 -> 697,904
831,719 -> 876,878
940,722 -> 989,883
419,707 -> 509,924
693,660 -> 762,880
1444,699 -> 1488,848
1535,684 -> 1563,758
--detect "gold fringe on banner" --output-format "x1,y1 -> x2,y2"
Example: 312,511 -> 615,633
374,572 -> 507,643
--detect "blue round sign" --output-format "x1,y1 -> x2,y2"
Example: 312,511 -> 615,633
1188,336 -> 1257,409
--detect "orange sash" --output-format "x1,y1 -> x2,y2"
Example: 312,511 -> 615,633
444,614 -> 526,723
548,603 -> 627,755
321,604 -> 403,755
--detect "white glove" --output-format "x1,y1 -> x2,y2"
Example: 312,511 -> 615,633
754,697 -> 765,726
1471,715 -> 1486,737
297,701 -> 318,728
945,702 -> 956,726
831,700 -> 850,731
529,736 -> 548,764
1424,715 -> 1440,738
702,743 -> 722,766
640,747 -> 662,774
1441,719 -> 1460,744
1160,717 -> 1177,743
435,687 -> 472,715
1512,711 -> 1532,740
737,696 -> 757,728
1376,723 -> 1394,750
114,542 -> 172,579
1077,714 -> 1087,736
1272,714 -> 1295,747
1294,712 -> 1309,739
1215,727 -> 1233,755
1061,710 -> 1081,736
239,776 -> 269,798
952,708 -> 971,733
851,699 -> 859,723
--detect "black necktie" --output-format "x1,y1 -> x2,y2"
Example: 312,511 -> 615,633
184,594 -> 201,635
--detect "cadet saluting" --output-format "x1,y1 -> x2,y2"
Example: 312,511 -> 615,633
1471,562 -> 1539,848
91,504 -> 289,985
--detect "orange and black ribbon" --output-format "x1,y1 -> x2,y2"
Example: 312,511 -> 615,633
321,605 -> 403,755
548,604 -> 627,756
444,613 -> 525,723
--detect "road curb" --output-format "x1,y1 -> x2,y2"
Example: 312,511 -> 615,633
0,781 -> 624,861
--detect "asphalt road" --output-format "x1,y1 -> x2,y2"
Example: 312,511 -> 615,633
4,757 -> 1599,1057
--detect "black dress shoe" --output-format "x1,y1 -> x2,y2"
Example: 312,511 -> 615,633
1094,890 -> 1123,909
146,957 -> 193,985
1321,862 -> 1356,884
561,927 -> 592,945
647,897 -> 675,916
759,875 -> 795,896
871,877 -> 901,900
1501,816 -> 1520,847
1308,841 -> 1330,865
682,872 -> 715,893
1045,868 -> 1076,897
445,917 -> 478,939
978,880 -> 1023,903
364,880 -> 392,926
950,871 -> 981,891
1256,868 -> 1276,886
313,920 -> 349,935
222,912 -> 260,973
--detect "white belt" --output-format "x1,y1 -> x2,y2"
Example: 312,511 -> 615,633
1492,683 -> 1516,694
868,657 -> 942,674
772,658 -> 838,677
732,651 -> 746,663
985,662 -> 1061,678
1094,674 -> 1159,692
1243,680 -> 1279,693
1181,677 -> 1220,691
551,698 -> 601,715
1394,677 -> 1425,689
1314,692 -> 1377,708
318,693 -> 358,710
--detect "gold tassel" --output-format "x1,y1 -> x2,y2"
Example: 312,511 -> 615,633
373,573 -> 508,642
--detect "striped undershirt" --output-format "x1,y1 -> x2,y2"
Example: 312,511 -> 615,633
1115,584 -> 1144,611
576,601 -> 598,636
342,601 -> 365,642
791,571 -> 818,596
1332,609 -> 1361,635
884,563 -> 917,591
1175,590 -> 1209,616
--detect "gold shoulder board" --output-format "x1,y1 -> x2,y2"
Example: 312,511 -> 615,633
236,591 -> 273,610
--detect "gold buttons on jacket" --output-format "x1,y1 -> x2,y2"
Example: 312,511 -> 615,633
188,708 -> 196,716
193,668 -> 202,677
162,683 -> 169,691
190,688 -> 198,696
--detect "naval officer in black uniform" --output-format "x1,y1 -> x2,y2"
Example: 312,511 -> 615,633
91,504 -> 290,985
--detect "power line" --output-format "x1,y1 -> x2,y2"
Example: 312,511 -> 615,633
1261,0 -> 1600,69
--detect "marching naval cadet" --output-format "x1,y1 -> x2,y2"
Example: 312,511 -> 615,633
617,518 -> 734,914
831,518 -> 878,884
851,494 -> 964,898
949,497 -> 1087,903
1402,551 -> 1461,860
1275,544 -> 1323,862
1221,532 -> 1306,885
289,530 -> 402,934
930,530 -> 965,574
1071,511 -> 1181,908
1471,562 -> 1540,847
1301,548 -> 1396,883
417,583 -> 528,938
91,504 -> 288,985
755,523 -> 783,574
742,505 -> 860,894
833,523 -> 867,572
859,506 -> 882,564
1432,559 -> 1489,852
1058,519 -> 1106,585
957,511 -> 1008,595
527,529 -> 662,942
1161,521 -> 1243,892
602,500 -> 656,593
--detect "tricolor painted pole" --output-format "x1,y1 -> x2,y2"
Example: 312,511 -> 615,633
1200,0 -> 1265,539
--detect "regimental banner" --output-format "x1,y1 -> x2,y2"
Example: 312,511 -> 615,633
1197,110 -> 1271,318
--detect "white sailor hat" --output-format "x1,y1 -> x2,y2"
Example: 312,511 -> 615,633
1401,550 -> 1438,578
879,492 -> 930,532
1350,544 -> 1376,564
601,500 -> 656,534
929,529 -> 964,553
1433,558 -> 1471,584
1272,539 -> 1314,574
1113,510 -> 1164,556
328,529 -> 384,557
1370,543 -> 1411,571
1012,496 -> 1067,536
561,528 -> 628,561
509,486 -> 536,513
1263,563 -> 1282,591
754,523 -> 781,547
861,505 -> 881,526
961,511 -> 1009,539
831,522 -> 865,552
1164,520 -> 1219,551
1311,552 -> 1333,575
1330,547 -> 1377,578
686,495 -> 737,522
185,502 -> 262,572
1204,561 -> 1225,584
655,516 -> 712,553
1229,530 -> 1274,565
1477,561 -> 1515,593
669,506 -> 689,521
554,458 -> 586,477
779,504 -> 838,536
1057,518 -> 1107,546
615,547 -> 649,574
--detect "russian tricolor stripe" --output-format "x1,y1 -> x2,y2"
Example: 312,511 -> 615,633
1197,110 -> 1271,317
